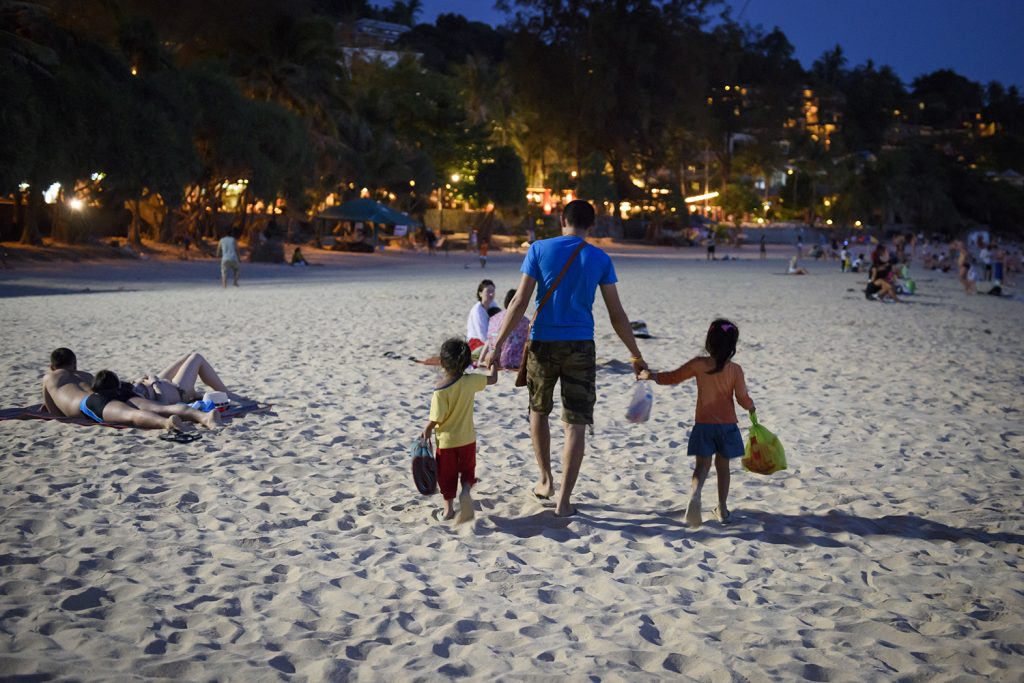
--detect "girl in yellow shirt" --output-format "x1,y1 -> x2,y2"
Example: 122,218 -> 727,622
422,338 -> 497,522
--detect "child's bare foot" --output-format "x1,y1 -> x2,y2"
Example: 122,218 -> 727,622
685,496 -> 702,529
441,504 -> 455,521
533,483 -> 553,500
456,489 -> 474,524
200,410 -> 222,429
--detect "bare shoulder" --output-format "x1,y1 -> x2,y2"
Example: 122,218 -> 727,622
688,356 -> 713,372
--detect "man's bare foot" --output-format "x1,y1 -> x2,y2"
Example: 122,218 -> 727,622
165,415 -> 186,432
456,490 -> 475,524
685,496 -> 702,529
554,503 -> 577,517
200,410 -> 222,429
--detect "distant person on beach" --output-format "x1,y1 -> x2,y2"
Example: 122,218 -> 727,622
1004,248 -> 1020,284
979,244 -> 992,281
865,260 -> 901,302
759,234 -> 767,260
486,199 -> 647,517
41,349 -> 219,430
871,243 -> 889,268
957,243 -> 976,294
217,229 -> 241,288
991,245 -> 1005,284
421,338 -> 498,522
467,280 -> 499,351
786,256 -> 809,275
706,233 -> 716,260
177,233 -> 192,260
483,289 -> 530,369
479,237 -> 489,268
638,319 -> 755,528
290,247 -> 309,266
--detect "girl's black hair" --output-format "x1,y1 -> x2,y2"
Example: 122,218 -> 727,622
705,319 -> 739,374
439,338 -> 471,377
92,369 -> 120,392
476,279 -> 495,302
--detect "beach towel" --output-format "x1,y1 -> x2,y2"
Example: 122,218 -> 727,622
0,401 -> 272,429
741,411 -> 787,475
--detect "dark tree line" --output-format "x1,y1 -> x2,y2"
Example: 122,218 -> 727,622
3,0 -> 1022,247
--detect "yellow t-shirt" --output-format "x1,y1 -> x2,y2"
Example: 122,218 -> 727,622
429,373 -> 488,449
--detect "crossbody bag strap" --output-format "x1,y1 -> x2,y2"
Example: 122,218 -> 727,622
530,239 -> 588,325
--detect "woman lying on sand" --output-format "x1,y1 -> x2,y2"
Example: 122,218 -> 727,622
131,352 -> 242,404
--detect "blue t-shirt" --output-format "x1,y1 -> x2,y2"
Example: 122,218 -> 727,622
521,236 -> 617,341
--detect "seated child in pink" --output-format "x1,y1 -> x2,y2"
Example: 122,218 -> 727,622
422,338 -> 498,522
484,289 -> 530,369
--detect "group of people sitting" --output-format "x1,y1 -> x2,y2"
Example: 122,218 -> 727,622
42,349 -> 240,431
466,279 -> 530,369
860,241 -> 924,302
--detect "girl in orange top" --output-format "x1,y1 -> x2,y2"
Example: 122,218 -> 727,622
639,319 -> 755,528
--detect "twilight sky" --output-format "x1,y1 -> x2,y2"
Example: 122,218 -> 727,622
415,0 -> 1024,89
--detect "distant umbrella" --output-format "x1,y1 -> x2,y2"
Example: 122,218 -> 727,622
316,198 -> 421,226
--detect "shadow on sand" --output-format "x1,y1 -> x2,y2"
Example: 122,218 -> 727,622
0,284 -> 138,298
488,505 -> 1024,549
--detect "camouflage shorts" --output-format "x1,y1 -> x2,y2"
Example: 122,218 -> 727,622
526,340 -> 597,424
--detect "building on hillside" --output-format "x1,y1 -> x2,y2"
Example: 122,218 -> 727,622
353,18 -> 410,43
338,18 -> 414,67
784,88 -> 842,149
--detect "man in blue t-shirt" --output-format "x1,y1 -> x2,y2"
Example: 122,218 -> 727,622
487,200 -> 647,517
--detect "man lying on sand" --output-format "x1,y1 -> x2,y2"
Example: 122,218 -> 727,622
42,348 -> 220,431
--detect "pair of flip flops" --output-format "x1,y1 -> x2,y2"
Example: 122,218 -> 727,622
159,431 -> 202,444
630,320 -> 652,339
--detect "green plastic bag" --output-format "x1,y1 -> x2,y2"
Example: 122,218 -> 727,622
742,411 -> 787,475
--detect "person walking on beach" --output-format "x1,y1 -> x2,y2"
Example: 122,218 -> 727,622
638,319 -> 755,528
486,199 -> 647,517
759,234 -> 767,260
957,243 -> 976,295
217,229 -> 241,288
421,338 -> 498,522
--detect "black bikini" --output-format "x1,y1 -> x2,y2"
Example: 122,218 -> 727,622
81,382 -> 138,422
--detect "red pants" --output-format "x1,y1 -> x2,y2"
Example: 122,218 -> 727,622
436,442 -> 477,500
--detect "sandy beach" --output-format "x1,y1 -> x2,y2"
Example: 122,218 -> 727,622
0,246 -> 1021,681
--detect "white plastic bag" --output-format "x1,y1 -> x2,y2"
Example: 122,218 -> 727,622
625,382 -> 653,423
